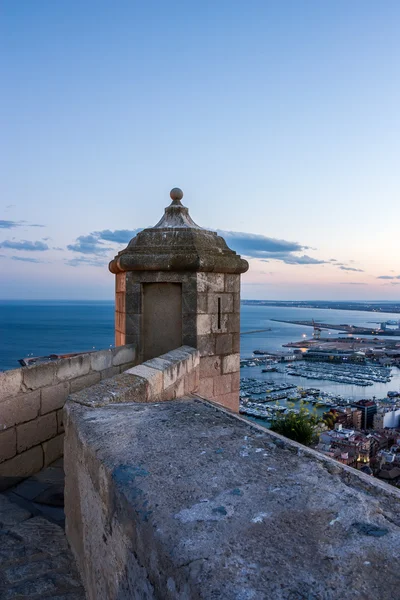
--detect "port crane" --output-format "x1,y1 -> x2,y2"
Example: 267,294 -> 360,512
312,319 -> 322,339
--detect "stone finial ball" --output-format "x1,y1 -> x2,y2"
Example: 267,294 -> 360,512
170,187 -> 184,201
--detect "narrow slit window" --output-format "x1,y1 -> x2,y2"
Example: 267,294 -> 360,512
217,297 -> 221,329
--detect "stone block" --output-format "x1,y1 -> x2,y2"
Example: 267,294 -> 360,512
181,290 -> 198,315
197,335 -> 216,357
231,371 -> 240,392
41,382 -> 70,414
222,353 -> 240,374
184,367 -> 200,395
233,292 -> 241,313
56,355 -> 90,382
125,313 -> 141,337
200,356 -> 221,378
90,349 -> 113,372
0,369 -> 22,400
213,373 -> 232,397
196,294 -> 208,314
17,413 -> 58,453
211,313 -> 228,333
100,366 -> 121,380
0,427 -> 17,463
182,316 -> 197,347
125,291 -> 142,314
198,377 -> 214,399
215,333 -> 233,355
116,273 -> 126,292
232,333 -> 241,353
69,372 -> 101,394
196,314 -> 212,336
163,361 -> 187,390
220,293 -> 234,313
0,446 -> 43,487
43,433 -> 64,466
0,391 -> 40,430
57,409 -> 64,433
197,272 -> 225,293
227,312 -> 240,333
126,364 -> 163,399
214,391 -> 239,412
112,344 -> 137,367
23,362 -> 56,391
225,274 -> 240,292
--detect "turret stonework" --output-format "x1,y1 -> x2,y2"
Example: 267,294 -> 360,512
109,188 -> 248,412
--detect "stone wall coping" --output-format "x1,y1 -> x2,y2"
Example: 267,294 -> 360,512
65,396 -> 400,599
0,344 -> 137,402
67,346 -> 200,408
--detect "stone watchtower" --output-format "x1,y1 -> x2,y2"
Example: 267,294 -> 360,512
109,188 -> 248,411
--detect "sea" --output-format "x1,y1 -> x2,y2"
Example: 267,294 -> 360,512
1,300 -> 400,402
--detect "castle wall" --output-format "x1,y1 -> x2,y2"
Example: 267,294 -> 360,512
0,344 -> 137,489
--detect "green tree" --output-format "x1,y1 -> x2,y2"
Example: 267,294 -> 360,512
270,406 -> 320,446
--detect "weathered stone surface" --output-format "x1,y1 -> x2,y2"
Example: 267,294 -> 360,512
69,372 -> 101,394
198,376 -> 214,399
0,446 -> 43,490
23,362 -> 56,390
65,397 -> 400,600
57,409 -> 64,433
56,355 -> 90,383
0,428 -> 17,463
224,273 -> 240,292
126,364 -> 163,398
17,413 -> 58,453
41,382 -> 70,414
213,373 -> 232,396
43,434 -> 64,466
200,356 -> 221,378
197,273 -> 225,292
90,349 -> 113,372
112,344 -> 136,367
222,353 -> 240,374
100,365 -> 121,380
215,333 -> 233,355
0,391 -> 41,430
0,369 -> 22,401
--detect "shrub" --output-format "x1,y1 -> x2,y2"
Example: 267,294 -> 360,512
270,406 -> 320,446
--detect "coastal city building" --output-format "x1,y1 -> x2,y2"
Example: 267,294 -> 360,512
351,399 -> 377,429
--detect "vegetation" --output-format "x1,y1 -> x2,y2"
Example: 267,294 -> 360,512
270,405 -> 321,446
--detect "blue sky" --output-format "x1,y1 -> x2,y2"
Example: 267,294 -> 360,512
1,1 -> 399,300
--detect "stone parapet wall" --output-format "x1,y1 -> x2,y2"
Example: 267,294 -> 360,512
65,395 -> 400,600
0,345 -> 137,489
67,346 -> 200,408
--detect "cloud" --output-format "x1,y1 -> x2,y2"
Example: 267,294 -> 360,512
216,230 -> 306,258
339,266 -> 364,273
96,229 -> 142,243
390,281 -> 400,286
65,256 -> 106,267
377,275 -> 400,280
340,282 -> 367,285
11,256 -> 46,264
67,235 -> 111,255
0,220 -> 44,229
0,220 -> 20,229
0,240 -> 49,251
